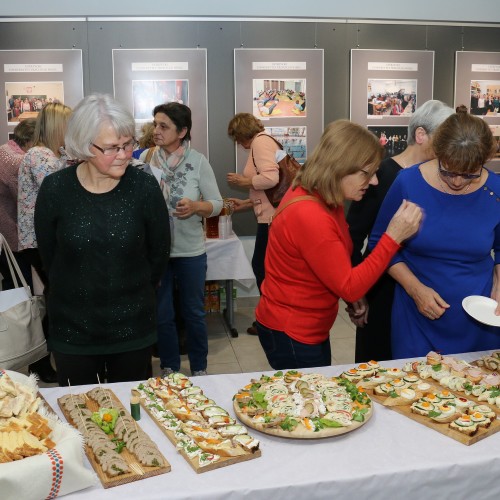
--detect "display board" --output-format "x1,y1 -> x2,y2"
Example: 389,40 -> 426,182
1,49 -> 83,142
233,48 -> 323,172
455,51 -> 500,169
113,49 -> 208,158
350,49 -> 434,147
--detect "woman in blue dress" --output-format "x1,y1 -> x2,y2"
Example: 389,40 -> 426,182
369,110 -> 500,358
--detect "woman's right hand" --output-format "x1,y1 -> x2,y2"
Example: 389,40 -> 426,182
226,197 -> 252,212
385,199 -> 423,244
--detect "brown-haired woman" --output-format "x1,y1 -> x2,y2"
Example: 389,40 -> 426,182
255,120 -> 422,369
226,113 -> 281,335
369,111 -> 500,358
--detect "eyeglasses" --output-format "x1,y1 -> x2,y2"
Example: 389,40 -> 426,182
91,140 -> 137,157
438,161 -> 483,180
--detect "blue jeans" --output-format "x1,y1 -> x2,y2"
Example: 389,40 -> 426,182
256,321 -> 331,370
157,254 -> 208,372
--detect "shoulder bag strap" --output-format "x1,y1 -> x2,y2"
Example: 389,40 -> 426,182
251,133 -> 283,174
270,195 -> 324,224
0,234 -> 33,296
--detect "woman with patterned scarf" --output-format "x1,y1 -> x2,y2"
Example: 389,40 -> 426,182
140,102 -> 223,377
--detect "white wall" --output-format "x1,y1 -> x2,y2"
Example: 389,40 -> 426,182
1,0 -> 500,25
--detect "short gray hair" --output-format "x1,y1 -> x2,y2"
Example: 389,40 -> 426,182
407,100 -> 454,145
65,93 -> 135,160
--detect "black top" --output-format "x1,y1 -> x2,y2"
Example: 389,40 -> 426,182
347,157 -> 402,266
35,164 -> 170,355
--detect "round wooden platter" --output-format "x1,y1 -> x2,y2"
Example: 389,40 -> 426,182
233,400 -> 373,439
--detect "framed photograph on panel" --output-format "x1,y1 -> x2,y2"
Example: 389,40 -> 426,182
455,51 -> 500,172
0,49 -> 83,142
113,49 -> 208,158
234,48 -> 323,172
350,49 -> 434,128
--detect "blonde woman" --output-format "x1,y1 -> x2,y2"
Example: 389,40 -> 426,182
17,102 -> 72,382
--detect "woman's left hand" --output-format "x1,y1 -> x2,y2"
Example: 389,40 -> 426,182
174,198 -> 196,219
345,297 -> 369,327
227,172 -> 253,188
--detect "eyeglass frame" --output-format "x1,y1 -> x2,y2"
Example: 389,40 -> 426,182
91,139 -> 137,157
438,160 -> 483,180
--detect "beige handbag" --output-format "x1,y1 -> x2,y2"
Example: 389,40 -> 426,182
0,234 -> 47,370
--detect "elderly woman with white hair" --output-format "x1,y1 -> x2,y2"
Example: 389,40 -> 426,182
34,93 -> 170,386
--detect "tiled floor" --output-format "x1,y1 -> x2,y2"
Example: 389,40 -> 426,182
23,297 -> 356,388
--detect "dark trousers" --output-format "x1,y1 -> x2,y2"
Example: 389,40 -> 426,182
53,347 -> 153,386
256,321 -> 331,370
251,223 -> 269,292
355,274 -> 395,362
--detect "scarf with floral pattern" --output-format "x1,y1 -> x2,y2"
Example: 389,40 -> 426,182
148,141 -> 188,203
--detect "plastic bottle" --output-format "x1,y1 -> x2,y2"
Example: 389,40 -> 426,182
218,215 -> 228,239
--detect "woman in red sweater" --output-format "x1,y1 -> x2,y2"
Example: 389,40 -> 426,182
255,120 -> 422,369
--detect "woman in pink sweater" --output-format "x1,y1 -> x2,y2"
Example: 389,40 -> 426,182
255,120 -> 423,369
227,113 -> 281,335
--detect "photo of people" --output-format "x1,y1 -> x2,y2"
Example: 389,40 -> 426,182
265,126 -> 307,164
132,79 -> 188,120
489,125 -> 500,158
470,81 -> 500,116
367,79 -> 417,117
368,126 -> 408,158
6,81 -> 64,123
252,79 -> 306,118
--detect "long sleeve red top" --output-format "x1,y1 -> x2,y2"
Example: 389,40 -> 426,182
256,186 -> 401,344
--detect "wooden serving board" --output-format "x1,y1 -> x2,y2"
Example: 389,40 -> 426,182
58,390 -> 171,488
233,401 -> 373,439
369,387 -> 500,446
139,399 -> 261,473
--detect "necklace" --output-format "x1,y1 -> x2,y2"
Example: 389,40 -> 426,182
436,166 -> 471,195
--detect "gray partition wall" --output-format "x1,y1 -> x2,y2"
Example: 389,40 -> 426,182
1,19 -> 499,234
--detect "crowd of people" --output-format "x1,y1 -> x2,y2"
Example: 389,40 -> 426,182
470,92 -> 500,116
7,95 -> 63,121
368,90 -> 416,116
0,94 -> 499,385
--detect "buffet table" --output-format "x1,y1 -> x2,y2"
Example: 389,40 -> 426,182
205,234 -> 255,337
38,350 -> 500,500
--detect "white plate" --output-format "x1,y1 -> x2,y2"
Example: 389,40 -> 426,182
462,295 -> 500,327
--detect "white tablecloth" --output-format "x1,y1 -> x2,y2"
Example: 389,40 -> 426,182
205,235 -> 255,287
39,350 -> 500,500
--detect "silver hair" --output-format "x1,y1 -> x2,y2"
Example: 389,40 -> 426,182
407,100 -> 454,146
65,93 -> 135,160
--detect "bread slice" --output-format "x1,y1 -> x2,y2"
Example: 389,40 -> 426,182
449,418 -> 478,436
383,389 -> 423,407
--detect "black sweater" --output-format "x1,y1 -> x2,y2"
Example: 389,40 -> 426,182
35,164 -> 170,355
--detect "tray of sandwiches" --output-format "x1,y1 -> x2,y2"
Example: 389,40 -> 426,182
132,373 -> 261,473
232,370 -> 373,439
340,353 -> 500,445
58,386 -> 171,488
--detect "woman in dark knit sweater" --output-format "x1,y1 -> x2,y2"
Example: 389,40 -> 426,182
34,94 -> 170,386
